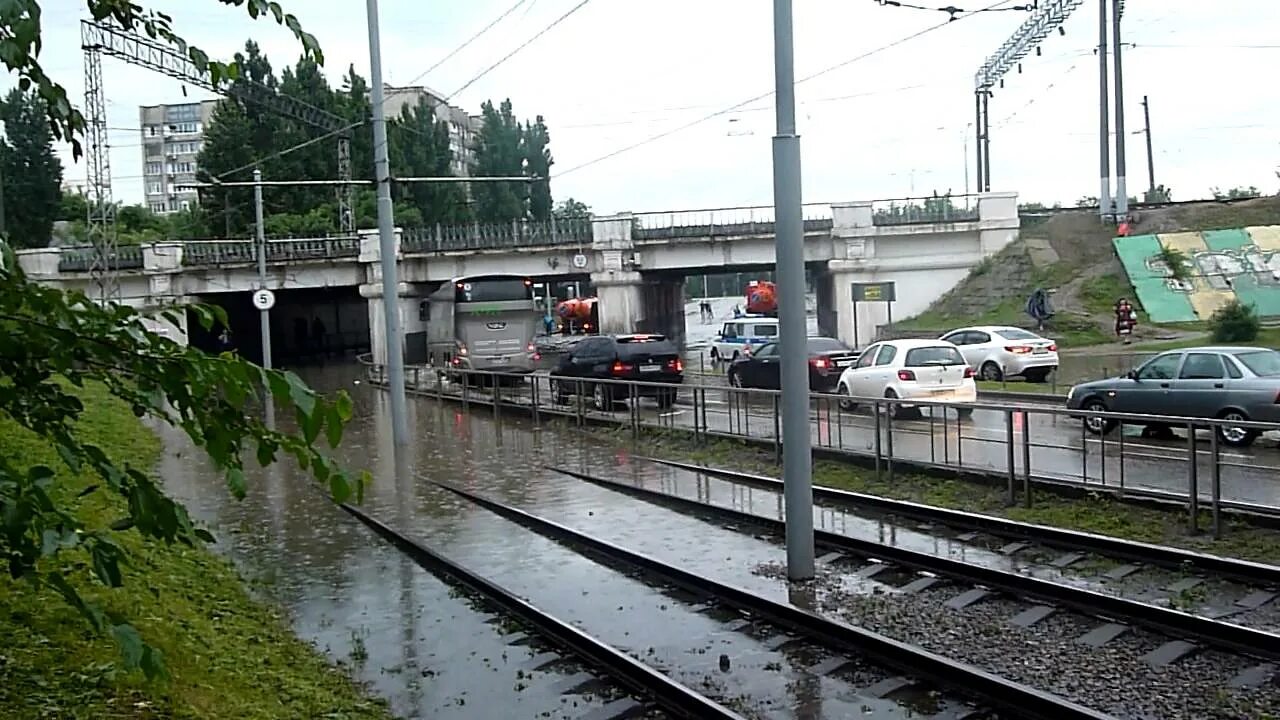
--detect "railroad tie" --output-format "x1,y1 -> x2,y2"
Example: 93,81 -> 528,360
1009,604 -> 1057,628
861,676 -> 919,700
1075,622 -> 1130,648
575,697 -> 647,720
944,587 -> 994,611
1229,663 -> 1279,690
954,532 -> 982,542
1103,564 -> 1144,581
997,542 -> 1030,555
855,562 -> 892,579
1049,552 -> 1086,569
1236,590 -> 1278,610
522,651 -> 563,671
815,551 -> 845,566
1142,640 -> 1200,668
898,576 -> 942,594
549,670 -> 600,695
1165,577 -> 1204,594
807,656 -> 853,677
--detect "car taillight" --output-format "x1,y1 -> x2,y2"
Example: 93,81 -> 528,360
964,367 -> 976,378
811,357 -> 830,369
667,358 -> 683,372
898,369 -> 916,381
527,342 -> 536,353
1275,390 -> 1280,404
743,346 -> 753,356
611,361 -> 633,375
1006,345 -> 1032,354
1048,344 -> 1058,352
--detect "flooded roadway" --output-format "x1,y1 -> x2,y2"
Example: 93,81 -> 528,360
153,362 -> 957,719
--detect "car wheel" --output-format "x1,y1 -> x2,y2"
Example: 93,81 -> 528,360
1082,398 -> 1118,435
956,407 -> 974,420
728,371 -> 744,389
656,389 -> 677,409
837,383 -> 857,412
980,361 -> 1003,382
710,348 -> 720,362
1023,368 -> 1051,384
884,389 -> 919,420
1217,410 -> 1258,448
731,352 -> 740,363
592,384 -> 614,411
551,379 -> 569,405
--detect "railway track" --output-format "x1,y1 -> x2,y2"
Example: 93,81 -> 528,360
432,480 -> 1114,720
636,456 -> 1280,609
340,503 -> 746,720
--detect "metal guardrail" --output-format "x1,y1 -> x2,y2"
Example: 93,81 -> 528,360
356,354 -> 1280,535
58,245 -> 143,272
401,217 -> 593,253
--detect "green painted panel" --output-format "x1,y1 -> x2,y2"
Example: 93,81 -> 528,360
1113,235 -> 1199,323
1202,228 -> 1253,252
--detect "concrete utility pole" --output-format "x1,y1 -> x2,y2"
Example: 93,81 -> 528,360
253,168 -> 275,429
365,0 -> 410,454
1111,0 -> 1128,218
771,0 -> 815,582
1142,95 -> 1156,197
1097,0 -> 1112,221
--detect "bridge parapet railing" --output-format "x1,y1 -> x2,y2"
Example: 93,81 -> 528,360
180,237 -> 360,266
402,217 -> 592,253
632,203 -> 834,241
870,194 -> 981,226
57,244 -> 144,272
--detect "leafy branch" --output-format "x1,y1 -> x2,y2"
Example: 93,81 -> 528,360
0,0 -> 323,160
1158,246 -> 1192,282
0,242 -> 366,679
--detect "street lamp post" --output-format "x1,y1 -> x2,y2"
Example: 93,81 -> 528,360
772,0 -> 815,581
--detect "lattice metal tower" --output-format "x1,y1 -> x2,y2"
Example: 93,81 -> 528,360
83,43 -> 120,303
973,0 -> 1085,190
80,20 -> 356,299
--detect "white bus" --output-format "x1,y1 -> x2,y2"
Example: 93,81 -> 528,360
425,274 -> 540,373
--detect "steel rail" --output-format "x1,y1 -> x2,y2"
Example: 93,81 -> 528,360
432,480 -> 1115,720
549,465 -> 1280,663
338,503 -> 747,720
635,456 -> 1280,587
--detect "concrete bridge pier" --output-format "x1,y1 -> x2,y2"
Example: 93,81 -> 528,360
361,281 -> 428,366
591,270 -> 644,336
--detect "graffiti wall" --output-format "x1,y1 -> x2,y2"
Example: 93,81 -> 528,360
1113,225 -> 1280,323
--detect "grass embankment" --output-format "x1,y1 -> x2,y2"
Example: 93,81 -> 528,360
0,383 -> 391,720
590,425 -> 1280,567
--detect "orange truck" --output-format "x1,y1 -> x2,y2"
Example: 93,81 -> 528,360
745,280 -> 778,316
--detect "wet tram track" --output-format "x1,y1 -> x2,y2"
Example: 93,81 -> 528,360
525,459 -> 1280,718
631,456 -> 1280,634
338,485 -> 1116,719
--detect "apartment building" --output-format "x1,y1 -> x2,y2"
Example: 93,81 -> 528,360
138,100 -> 218,215
382,84 -> 479,178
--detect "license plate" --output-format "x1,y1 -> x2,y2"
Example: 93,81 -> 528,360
931,389 -> 950,395
835,360 -> 850,367
641,364 -> 662,373
1034,347 -> 1048,354
493,356 -> 509,364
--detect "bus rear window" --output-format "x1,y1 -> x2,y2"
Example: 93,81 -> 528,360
456,279 -> 532,302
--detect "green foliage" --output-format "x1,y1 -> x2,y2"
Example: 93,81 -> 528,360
523,115 -> 553,221
1209,300 -> 1260,343
0,237 -> 366,678
1158,245 -> 1192,281
1211,186 -> 1262,201
0,383 -> 390,718
0,1 -> 322,161
472,98 -> 557,223
0,87 -> 63,248
1143,184 -> 1173,203
554,197 -> 591,219
1077,195 -> 1099,208
388,98 -> 470,226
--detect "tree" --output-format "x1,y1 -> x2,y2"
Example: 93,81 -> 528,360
0,87 -> 63,248
388,98 -> 469,226
522,115 -> 553,221
1210,300 -> 1260,343
0,0 -> 359,681
1212,186 -> 1261,201
1143,184 -> 1173,203
472,99 -> 527,222
553,197 -> 591,219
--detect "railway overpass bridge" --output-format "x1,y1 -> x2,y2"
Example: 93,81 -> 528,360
17,192 -> 1019,361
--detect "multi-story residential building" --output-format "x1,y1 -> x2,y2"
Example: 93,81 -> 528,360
138,100 -> 218,215
381,84 -> 479,178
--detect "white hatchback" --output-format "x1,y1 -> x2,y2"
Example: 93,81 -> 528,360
939,325 -> 1059,383
835,338 -> 977,418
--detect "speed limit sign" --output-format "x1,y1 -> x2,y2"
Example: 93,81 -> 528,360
252,288 -> 276,311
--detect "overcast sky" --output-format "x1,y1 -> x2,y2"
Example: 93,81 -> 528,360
17,0 -> 1280,217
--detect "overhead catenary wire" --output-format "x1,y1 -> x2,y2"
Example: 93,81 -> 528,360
555,0 -> 1018,179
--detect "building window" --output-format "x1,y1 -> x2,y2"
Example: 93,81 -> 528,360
180,200 -> 191,211
147,182 -> 162,195
166,161 -> 195,174
145,162 -> 163,175
149,202 -> 165,213
167,122 -> 199,135
165,103 -> 200,124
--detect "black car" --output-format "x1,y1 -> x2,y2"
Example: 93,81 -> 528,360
550,334 -> 684,410
727,336 -> 859,392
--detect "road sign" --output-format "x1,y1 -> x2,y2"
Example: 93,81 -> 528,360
851,281 -> 896,302
252,288 -> 276,311
572,253 -> 588,269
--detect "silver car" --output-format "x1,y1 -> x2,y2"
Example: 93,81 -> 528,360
1066,346 -> 1280,447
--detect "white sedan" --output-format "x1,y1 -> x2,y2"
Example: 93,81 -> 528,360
939,325 -> 1059,383
835,338 -> 977,418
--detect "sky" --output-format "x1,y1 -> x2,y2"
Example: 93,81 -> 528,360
14,0 -> 1280,218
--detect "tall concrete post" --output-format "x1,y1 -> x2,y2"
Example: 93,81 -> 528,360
253,168 -> 274,429
1111,0 -> 1129,218
1097,0 -> 1112,220
772,0 -> 815,581
365,0 -> 410,452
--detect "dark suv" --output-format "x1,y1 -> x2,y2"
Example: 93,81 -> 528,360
550,334 -> 684,410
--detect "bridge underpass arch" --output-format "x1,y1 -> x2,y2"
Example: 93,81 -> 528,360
187,286 -> 369,365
